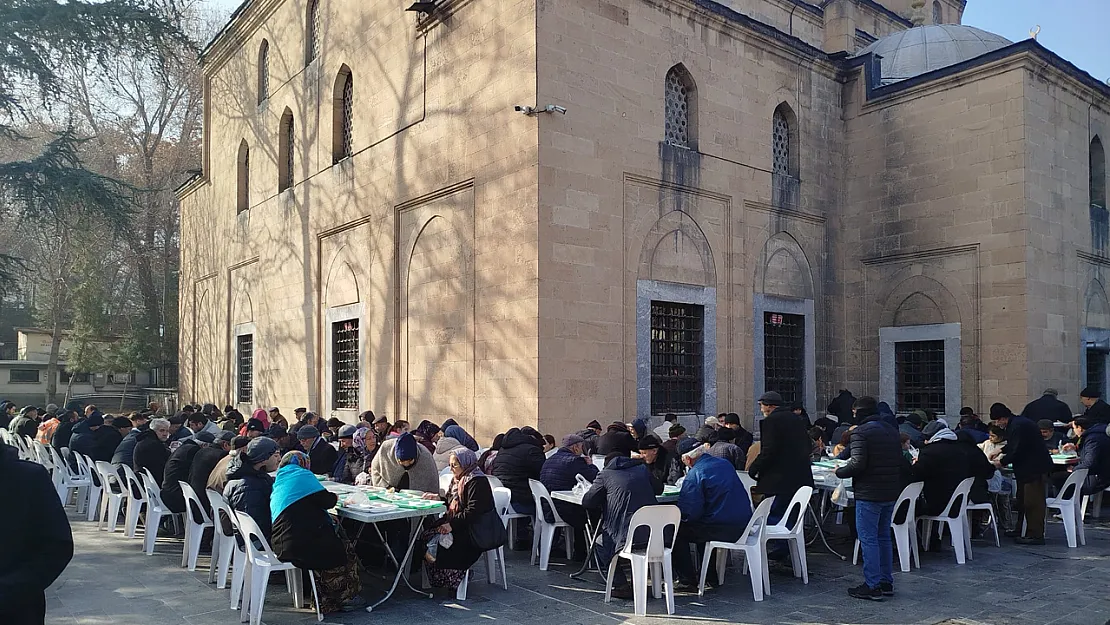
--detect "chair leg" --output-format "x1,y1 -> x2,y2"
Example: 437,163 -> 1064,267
87,487 -> 101,522
530,523 -> 540,566
794,536 -> 809,584
1076,503 -> 1086,546
209,536 -> 220,584
760,545 -> 771,597
238,562 -> 251,620
697,546 -> 713,596
893,525 -> 910,573
563,526 -> 573,560
949,521 -> 966,564
539,524 -> 555,571
187,524 -> 205,571
251,566 -> 271,625
498,547 -> 507,590
963,517 -> 973,561
145,510 -> 163,555
603,557 -> 618,604
182,524 -> 192,568
1060,505 -> 1077,548
662,552 -> 675,616
485,550 -> 497,585
650,561 -> 662,599
231,549 -> 246,609
456,570 -> 469,601
630,558 -> 648,617
217,538 -> 235,589
307,571 -> 323,622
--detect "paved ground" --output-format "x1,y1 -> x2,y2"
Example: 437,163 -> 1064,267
47,507 -> 1110,625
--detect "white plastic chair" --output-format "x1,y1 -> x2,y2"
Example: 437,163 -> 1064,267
698,496 -> 775,601
736,471 -> 757,498
965,501 -> 1000,548
205,489 -> 239,589
439,472 -> 454,497
50,446 -> 91,511
528,479 -> 572,570
94,461 -> 127,532
918,476 -> 974,564
1046,468 -> 1088,548
484,486 -> 512,590
77,454 -> 102,521
179,481 -> 216,570
603,504 -> 681,617
234,511 -> 323,625
121,464 -> 148,539
853,481 -> 924,572
138,471 -> 175,555
760,486 -> 813,589
487,475 -> 529,546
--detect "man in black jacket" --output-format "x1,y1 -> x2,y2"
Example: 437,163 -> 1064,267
189,431 -> 233,515
990,403 -> 1053,544
161,431 -> 215,515
295,426 -> 338,476
749,392 -> 814,528
721,413 -> 754,455
835,396 -> 907,601
0,438 -> 73,624
911,420 -> 995,516
596,421 -> 637,457
50,409 -> 80,453
1080,387 -> 1110,426
827,389 -> 856,425
539,434 -> 598,559
491,427 -> 546,516
1071,417 -> 1110,495
68,414 -> 104,461
134,418 -> 172,486
1020,388 -> 1074,425
222,436 -> 280,540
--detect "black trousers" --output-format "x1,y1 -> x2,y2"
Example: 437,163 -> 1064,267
672,522 -> 743,584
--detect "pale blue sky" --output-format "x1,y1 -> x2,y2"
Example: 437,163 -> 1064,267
203,0 -> 1110,83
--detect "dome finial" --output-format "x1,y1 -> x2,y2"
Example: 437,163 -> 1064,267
1029,25 -> 1041,40
909,0 -> 926,26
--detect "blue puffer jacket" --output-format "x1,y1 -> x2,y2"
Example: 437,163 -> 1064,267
540,447 -> 598,493
582,456 -> 661,547
678,453 -> 752,527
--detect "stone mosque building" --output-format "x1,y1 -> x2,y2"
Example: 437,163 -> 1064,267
178,0 -> 1110,439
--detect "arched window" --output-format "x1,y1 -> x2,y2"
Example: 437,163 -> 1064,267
772,103 -> 799,206
932,1 -> 942,24
279,109 -> 294,192
1093,136 -> 1107,253
664,64 -> 697,149
257,40 -> 269,104
236,140 -> 250,212
332,66 -> 353,163
305,0 -> 320,66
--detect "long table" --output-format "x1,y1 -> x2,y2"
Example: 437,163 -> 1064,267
322,481 -> 445,612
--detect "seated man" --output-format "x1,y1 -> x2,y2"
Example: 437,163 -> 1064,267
1038,420 -> 1067,452
370,432 -> 439,493
672,439 -> 752,591
582,451 -> 661,600
296,425 -> 338,476
911,421 -> 994,523
539,434 -> 599,559
638,435 -> 683,486
222,436 -> 280,539
1071,417 -> 1110,496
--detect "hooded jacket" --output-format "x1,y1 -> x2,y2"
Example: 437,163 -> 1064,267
910,437 -> 995,515
222,455 -> 275,539
582,456 -> 661,547
270,465 -> 346,571
835,412 -> 908,502
491,428 -> 547,506
432,437 -> 468,472
133,428 -> 170,486
748,405 -> 814,496
369,437 -> 439,493
596,424 -> 637,457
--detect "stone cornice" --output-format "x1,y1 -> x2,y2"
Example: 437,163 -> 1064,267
200,0 -> 284,76
860,243 -> 978,266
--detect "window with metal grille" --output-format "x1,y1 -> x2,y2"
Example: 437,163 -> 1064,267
895,340 -> 945,413
1092,136 -> 1107,253
306,0 -> 320,65
664,68 -> 690,148
279,111 -> 294,191
650,301 -> 703,414
333,69 -> 353,163
1087,348 -> 1106,397
932,1 -> 942,23
237,140 -> 249,212
772,112 -> 790,176
764,312 -> 805,405
332,319 -> 359,410
10,369 -> 39,383
257,40 -> 269,103
237,334 -> 254,403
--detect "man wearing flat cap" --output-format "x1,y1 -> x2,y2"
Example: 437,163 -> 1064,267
296,425 -> 338,477
749,391 -> 814,531
1080,386 -> 1110,426
540,434 -> 599,560
223,437 -> 280,539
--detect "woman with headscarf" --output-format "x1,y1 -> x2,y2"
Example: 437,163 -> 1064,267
334,426 -> 377,484
270,451 -> 365,613
478,433 -> 504,474
413,420 -> 441,454
420,448 -> 496,589
443,424 -> 479,452
239,408 -> 271,436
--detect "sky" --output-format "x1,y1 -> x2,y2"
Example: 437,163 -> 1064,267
203,0 -> 1110,83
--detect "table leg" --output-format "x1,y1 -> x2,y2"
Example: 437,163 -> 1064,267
368,516 -> 434,611
568,513 -> 606,582
806,505 -> 846,561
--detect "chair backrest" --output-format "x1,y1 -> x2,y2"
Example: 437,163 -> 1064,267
439,472 -> 453,496
206,489 -> 238,539
33,441 -> 53,468
1057,468 -> 1089,504
736,471 -> 757,497
179,481 -> 213,525
893,481 -> 925,526
768,485 -> 814,533
140,471 -> 169,509
48,447 -> 74,479
485,475 -> 505,490
121,464 -> 147,503
72,452 -> 91,481
737,495 -> 776,545
938,477 -> 974,519
592,454 -> 606,468
82,455 -> 102,487
491,486 -> 513,528
528,478 -> 562,524
620,504 -> 682,558
234,510 -> 281,565
95,461 -> 124,495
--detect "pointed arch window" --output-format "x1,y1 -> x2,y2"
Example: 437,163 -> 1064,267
664,65 -> 697,149
1092,136 -> 1107,253
257,40 -> 269,103
305,0 -> 320,66
332,67 -> 353,163
772,103 -> 799,207
932,1 -> 942,24
279,109 -> 294,192
236,140 -> 250,212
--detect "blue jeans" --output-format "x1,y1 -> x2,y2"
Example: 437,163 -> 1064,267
855,500 -> 895,588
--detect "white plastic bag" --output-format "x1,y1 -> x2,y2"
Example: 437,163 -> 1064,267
830,480 -> 849,507
571,473 -> 593,496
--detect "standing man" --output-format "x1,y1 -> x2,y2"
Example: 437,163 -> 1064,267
989,403 -> 1053,545
1021,388 -> 1074,425
835,396 -> 906,601
1079,387 -> 1110,426
748,391 -> 814,528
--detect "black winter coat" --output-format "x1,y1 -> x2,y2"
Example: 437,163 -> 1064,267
0,441 -> 73,622
491,428 -> 546,506
749,406 -> 814,495
305,438 -> 339,476
51,419 -> 77,451
582,457 -> 661,547
540,448 -> 599,493
92,426 -> 123,464
161,440 -> 202,514
1076,423 -> 1110,492
827,390 -> 856,424
644,446 -> 684,486
68,420 -> 97,459
1000,416 -> 1053,483
111,428 -> 141,466
910,439 -> 995,515
596,426 -> 637,457
1083,400 -> 1110,426
432,475 -> 497,571
188,446 -> 228,514
1020,394 -> 1073,425
272,490 -> 347,571
223,458 -> 275,539
133,428 -> 170,486
836,413 -> 908,502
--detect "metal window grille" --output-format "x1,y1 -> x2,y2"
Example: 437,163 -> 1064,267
306,0 -> 320,64
338,72 -> 353,161
932,1 -> 942,23
237,334 -> 254,403
772,112 -> 791,176
650,301 -> 703,414
1086,348 -> 1106,397
895,340 -> 945,413
764,312 -> 805,405
258,42 -> 269,102
281,115 -> 294,191
332,319 -> 359,409
1093,204 -> 1108,253
664,71 -> 689,148
10,369 -> 39,383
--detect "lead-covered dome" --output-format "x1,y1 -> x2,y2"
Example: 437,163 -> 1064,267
855,25 -> 1013,85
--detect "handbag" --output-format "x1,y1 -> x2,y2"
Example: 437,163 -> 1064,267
468,508 -> 507,552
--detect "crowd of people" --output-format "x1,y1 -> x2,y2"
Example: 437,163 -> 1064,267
3,382 -> 1110,614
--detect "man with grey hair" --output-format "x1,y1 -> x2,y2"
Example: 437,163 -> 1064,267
134,417 -> 172,486
672,437 -> 752,592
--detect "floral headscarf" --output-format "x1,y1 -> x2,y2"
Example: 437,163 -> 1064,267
448,448 -> 484,514
353,426 -> 372,453
279,450 -> 311,471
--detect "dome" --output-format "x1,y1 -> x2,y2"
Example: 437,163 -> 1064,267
854,25 -> 1013,85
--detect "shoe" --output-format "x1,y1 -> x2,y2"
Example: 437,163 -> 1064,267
610,585 -> 634,600
673,581 -> 700,593
878,582 -> 894,596
1004,529 -> 1020,538
847,583 -> 883,601
1015,536 -> 1045,545
340,596 -> 367,612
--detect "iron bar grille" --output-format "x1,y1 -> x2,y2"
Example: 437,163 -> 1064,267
1087,348 -> 1106,397
895,340 -> 945,413
307,0 -> 320,64
772,113 -> 790,176
664,70 -> 689,148
650,301 -> 703,414
1092,204 -> 1108,254
258,41 -> 269,102
332,319 -> 359,409
285,116 -> 295,189
338,72 -> 353,161
764,312 -> 804,405
237,334 -> 253,404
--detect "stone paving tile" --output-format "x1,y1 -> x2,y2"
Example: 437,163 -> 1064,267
46,509 -> 1110,625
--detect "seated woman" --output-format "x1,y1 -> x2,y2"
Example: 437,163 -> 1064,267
421,448 -> 497,589
334,426 -> 375,484
270,452 -> 364,614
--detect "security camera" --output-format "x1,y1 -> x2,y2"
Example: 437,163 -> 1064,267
544,105 -> 567,115
514,105 -> 536,115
